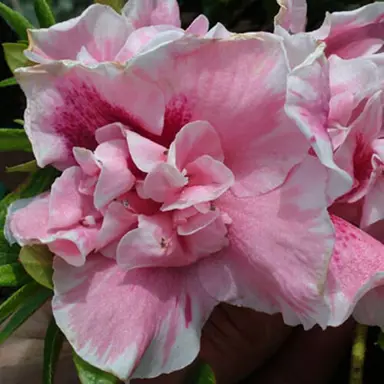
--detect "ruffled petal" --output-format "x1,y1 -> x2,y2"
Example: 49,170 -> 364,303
26,4 -> 133,64
274,0 -> 307,33
52,254 -> 216,380
123,0 -> 181,29
16,62 -> 164,169
198,156 -> 334,329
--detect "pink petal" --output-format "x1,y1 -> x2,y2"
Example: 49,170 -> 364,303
93,140 -> 135,209
73,148 -> 100,176
16,62 -> 164,169
274,0 -> 307,33
176,209 -> 219,236
361,177 -> 384,229
162,155 -> 234,212
131,35 -> 309,197
52,255 -> 216,379
122,0 -> 181,29
6,194 -> 98,266
126,130 -> 167,172
311,3 -> 384,59
186,15 -> 209,36
25,4 -> 133,64
324,215 -> 384,326
95,123 -> 126,144
286,44 -> 353,203
143,163 -> 187,203
95,201 -> 137,251
204,23 -> 231,39
198,156 -> 334,329
168,121 -> 224,170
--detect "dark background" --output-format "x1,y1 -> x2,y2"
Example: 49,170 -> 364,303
0,1 -> 383,382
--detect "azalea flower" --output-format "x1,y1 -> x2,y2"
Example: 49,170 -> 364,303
25,0 -> 230,65
275,0 -> 384,59
4,32 -> 354,380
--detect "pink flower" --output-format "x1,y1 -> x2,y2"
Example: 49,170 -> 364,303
25,0 -> 230,65
275,0 -> 384,59
5,34 -> 355,380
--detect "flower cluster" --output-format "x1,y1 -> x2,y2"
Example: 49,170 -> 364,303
4,0 -> 384,380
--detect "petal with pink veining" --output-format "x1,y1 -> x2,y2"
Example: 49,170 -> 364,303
131,35 -> 309,197
123,0 -> 181,29
52,254 -> 216,380
198,156 -> 334,329
26,4 -> 133,64
15,62 -> 164,169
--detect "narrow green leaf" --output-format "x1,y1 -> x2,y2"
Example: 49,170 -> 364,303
0,2 -> 34,40
19,245 -> 53,289
0,285 -> 52,344
350,323 -> 368,384
13,119 -> 24,126
43,317 -> 64,384
95,0 -> 124,13
35,0 -> 55,28
0,128 -> 32,152
2,42 -> 30,73
0,263 -> 30,287
0,281 -> 40,324
186,362 -> 216,384
7,160 -> 38,173
0,77 -> 17,88
73,352 -> 119,384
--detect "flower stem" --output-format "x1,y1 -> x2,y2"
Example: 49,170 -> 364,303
349,323 -> 368,384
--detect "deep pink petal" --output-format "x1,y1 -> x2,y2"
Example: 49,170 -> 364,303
26,4 -> 133,64
131,35 -> 309,196
311,3 -> 384,59
324,215 -> 384,326
52,255 -> 216,379
16,62 -> 164,169
198,156 -> 334,329
122,0 -> 181,29
274,0 -> 307,33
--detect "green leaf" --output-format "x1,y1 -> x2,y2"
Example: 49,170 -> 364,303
0,281 -> 40,324
2,42 -> 30,73
0,128 -> 32,152
13,119 -> 24,126
0,2 -> 34,40
377,331 -> 384,350
186,362 -> 216,384
0,77 -> 17,88
94,0 -> 124,13
73,352 -> 119,384
0,263 -> 30,287
43,317 -> 64,384
7,160 -> 38,173
19,245 -> 53,289
0,285 -> 52,344
0,243 -> 20,265
35,0 -> 55,28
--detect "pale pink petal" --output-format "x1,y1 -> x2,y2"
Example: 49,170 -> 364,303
286,44 -> 353,203
168,121 -> 224,170
361,177 -> 384,229
6,194 -> 98,266
176,209 -> 219,236
186,15 -> 209,36
126,130 -> 167,172
324,215 -> 384,326
143,163 -> 187,203
73,148 -> 100,176
131,35 -> 309,197
204,23 -> 231,39
122,0 -> 181,29
26,4 -> 133,64
198,156 -> 334,329
95,201 -> 137,250
15,62 -> 164,169
274,0 -> 307,33
52,255 -> 216,380
93,140 -> 135,209
311,3 -> 384,59
95,123 -> 126,144
162,155 -> 234,212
